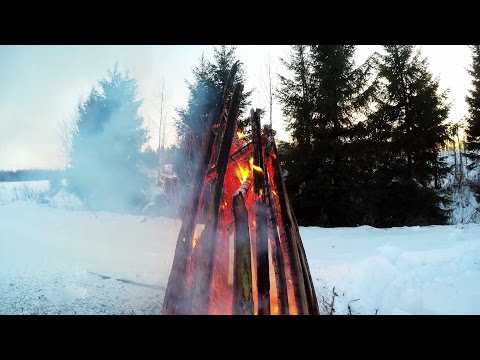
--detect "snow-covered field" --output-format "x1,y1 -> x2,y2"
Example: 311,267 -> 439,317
1,180 -> 480,314
0,180 -> 49,203
0,200 -> 180,314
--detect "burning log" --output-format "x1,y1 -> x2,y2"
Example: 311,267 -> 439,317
230,143 -> 253,162
161,113 -> 213,315
264,177 -> 289,315
268,136 -> 320,315
251,109 -> 270,315
189,83 -> 244,314
232,192 -> 253,315
163,63 -> 239,315
251,110 -> 290,315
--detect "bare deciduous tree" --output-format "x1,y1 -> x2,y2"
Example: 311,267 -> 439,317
58,117 -> 75,169
153,78 -> 169,185
257,54 -> 278,128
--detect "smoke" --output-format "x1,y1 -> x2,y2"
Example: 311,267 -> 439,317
67,65 -> 151,214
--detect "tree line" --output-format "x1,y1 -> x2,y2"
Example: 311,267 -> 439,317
176,45 -> 480,227
53,45 -> 480,224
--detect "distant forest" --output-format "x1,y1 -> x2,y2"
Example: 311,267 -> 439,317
0,169 -> 64,182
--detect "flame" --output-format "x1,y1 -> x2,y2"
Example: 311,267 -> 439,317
235,161 -> 250,183
249,157 -> 263,173
235,157 -> 263,185
237,130 -> 245,140
272,190 -> 277,197
271,304 -> 279,315
192,233 -> 200,249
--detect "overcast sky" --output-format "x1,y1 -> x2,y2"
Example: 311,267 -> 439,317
0,45 -> 473,170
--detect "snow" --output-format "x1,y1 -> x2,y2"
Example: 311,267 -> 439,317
1,176 -> 480,314
0,201 -> 180,314
441,151 -> 480,224
45,188 -> 85,210
0,180 -> 49,204
303,225 -> 480,315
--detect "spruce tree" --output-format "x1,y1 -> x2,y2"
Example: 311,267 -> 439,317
277,45 -> 315,213
69,64 -> 148,212
465,45 -> 480,170
175,46 -> 251,183
278,45 -> 374,226
368,45 -> 450,226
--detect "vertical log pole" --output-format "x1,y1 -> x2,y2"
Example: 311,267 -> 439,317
163,64 -> 239,315
189,83 -> 243,314
251,109 -> 270,315
264,178 -> 289,314
162,113 -> 214,315
232,192 -> 253,315
270,141 -> 309,314
261,127 -> 289,314
291,201 -> 320,315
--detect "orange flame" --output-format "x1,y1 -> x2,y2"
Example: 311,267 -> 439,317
192,233 -> 200,249
235,161 -> 250,183
249,157 -> 263,173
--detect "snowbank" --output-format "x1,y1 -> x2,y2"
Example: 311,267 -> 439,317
302,224 -> 480,315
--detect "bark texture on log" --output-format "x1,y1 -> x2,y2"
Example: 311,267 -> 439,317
232,193 -> 253,315
189,83 -> 244,314
251,109 -> 270,315
271,140 -> 320,315
270,141 -> 309,314
163,64 -> 239,315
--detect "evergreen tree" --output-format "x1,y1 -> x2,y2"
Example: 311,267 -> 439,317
210,45 -> 252,124
175,46 -> 251,183
69,64 -> 148,212
367,45 -> 450,226
278,45 -> 374,226
465,45 -> 480,170
277,45 -> 315,213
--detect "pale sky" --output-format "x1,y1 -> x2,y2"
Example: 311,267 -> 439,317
0,45 -> 473,170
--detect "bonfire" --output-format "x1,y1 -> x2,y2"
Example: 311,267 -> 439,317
163,63 -> 319,315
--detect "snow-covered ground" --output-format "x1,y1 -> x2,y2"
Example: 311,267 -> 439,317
0,180 -> 49,203
0,200 -> 180,314
1,190 -> 480,314
303,225 -> 480,315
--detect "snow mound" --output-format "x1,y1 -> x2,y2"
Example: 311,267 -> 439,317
46,189 -> 84,210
